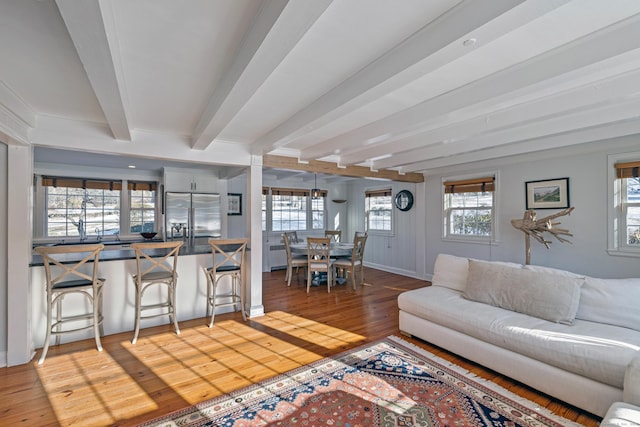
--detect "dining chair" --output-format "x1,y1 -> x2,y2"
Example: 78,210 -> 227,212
307,237 -> 333,293
205,238 -> 248,327
333,234 -> 368,290
354,231 -> 368,240
130,240 -> 183,344
34,243 -> 106,364
324,229 -> 341,242
283,232 -> 306,286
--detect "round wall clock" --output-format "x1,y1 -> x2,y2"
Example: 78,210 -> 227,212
394,190 -> 414,211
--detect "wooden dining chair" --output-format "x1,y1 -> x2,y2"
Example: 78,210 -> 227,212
130,241 -> 183,344
333,234 -> 368,290
283,232 -> 306,286
34,243 -> 106,364
307,237 -> 333,293
205,238 -> 248,327
324,230 -> 341,242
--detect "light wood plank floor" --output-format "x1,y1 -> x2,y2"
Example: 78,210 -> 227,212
1,268 -> 600,426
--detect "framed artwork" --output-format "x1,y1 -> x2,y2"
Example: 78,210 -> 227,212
227,193 -> 242,216
525,177 -> 569,210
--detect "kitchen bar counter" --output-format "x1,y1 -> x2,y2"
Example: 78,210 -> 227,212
30,243 -> 246,266
29,241 -> 250,350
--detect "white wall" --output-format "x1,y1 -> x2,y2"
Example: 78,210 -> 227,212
0,142 -> 7,365
424,136 -> 640,279
346,179 -> 421,278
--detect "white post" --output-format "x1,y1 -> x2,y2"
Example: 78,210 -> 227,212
7,143 -> 34,365
246,155 -> 264,317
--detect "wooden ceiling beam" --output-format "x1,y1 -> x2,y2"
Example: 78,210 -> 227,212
263,154 -> 424,183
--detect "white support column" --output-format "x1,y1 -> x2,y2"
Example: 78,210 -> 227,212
247,155 -> 264,317
7,143 -> 34,365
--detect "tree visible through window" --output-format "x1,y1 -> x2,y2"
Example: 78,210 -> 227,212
129,181 -> 156,233
444,176 -> 494,239
43,176 -> 122,238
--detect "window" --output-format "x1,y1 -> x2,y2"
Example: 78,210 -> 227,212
129,181 -> 157,233
443,176 -> 494,240
271,188 -> 308,231
615,161 -> 640,250
43,176 -> 122,238
311,191 -> 327,229
266,187 -> 327,232
262,187 -> 268,232
365,188 -> 392,232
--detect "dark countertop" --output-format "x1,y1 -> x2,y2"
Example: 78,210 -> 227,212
30,243 -> 246,267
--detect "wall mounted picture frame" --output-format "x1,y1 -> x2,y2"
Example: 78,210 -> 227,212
227,193 -> 242,216
525,177 -> 569,210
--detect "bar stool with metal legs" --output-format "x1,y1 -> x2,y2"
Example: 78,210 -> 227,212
130,240 -> 183,344
205,238 -> 248,327
34,243 -> 106,365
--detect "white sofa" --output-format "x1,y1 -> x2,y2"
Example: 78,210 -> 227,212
398,253 -> 640,418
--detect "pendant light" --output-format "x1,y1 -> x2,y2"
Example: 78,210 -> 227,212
311,173 -> 320,199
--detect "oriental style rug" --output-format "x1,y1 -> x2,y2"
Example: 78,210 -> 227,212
139,336 -> 579,427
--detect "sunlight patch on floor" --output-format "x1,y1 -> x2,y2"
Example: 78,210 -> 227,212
36,345 -> 157,426
250,310 -> 366,348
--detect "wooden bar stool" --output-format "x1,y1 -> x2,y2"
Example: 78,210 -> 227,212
205,238 -> 248,327
130,241 -> 183,344
34,243 -> 106,365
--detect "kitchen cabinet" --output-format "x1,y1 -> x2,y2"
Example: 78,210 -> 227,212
164,168 -> 218,193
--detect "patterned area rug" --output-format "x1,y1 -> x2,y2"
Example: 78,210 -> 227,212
140,336 -> 579,426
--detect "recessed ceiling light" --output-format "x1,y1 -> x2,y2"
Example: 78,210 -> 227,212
128,165 -> 136,169
463,38 -> 477,47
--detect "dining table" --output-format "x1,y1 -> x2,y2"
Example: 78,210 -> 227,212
289,241 -> 354,286
289,241 -> 354,258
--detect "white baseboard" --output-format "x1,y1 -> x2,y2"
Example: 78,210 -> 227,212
364,262 -> 429,282
0,350 -> 7,368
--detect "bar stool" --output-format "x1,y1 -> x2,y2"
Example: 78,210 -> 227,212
130,241 -> 183,344
34,243 -> 106,365
205,238 -> 248,327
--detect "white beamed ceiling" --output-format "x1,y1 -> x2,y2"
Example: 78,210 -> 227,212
1,0 -> 640,175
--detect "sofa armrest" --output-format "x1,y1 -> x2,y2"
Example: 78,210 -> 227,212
624,355 -> 640,406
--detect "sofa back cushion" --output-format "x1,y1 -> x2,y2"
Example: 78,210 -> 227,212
576,277 -> 640,331
432,254 -> 469,291
464,259 -> 583,324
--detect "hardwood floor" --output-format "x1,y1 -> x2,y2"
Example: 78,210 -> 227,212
1,268 -> 600,426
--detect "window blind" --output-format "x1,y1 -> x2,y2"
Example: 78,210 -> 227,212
127,181 -> 157,191
41,176 -> 122,191
443,176 -> 495,194
270,187 -> 327,197
365,188 -> 392,197
615,161 -> 640,179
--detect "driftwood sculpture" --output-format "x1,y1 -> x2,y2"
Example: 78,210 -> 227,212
510,207 -> 574,265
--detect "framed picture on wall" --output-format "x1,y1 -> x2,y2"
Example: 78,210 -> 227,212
525,177 -> 569,210
227,193 -> 242,215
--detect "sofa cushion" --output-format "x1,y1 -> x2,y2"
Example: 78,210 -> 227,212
524,264 -> 585,279
398,285 -> 640,388
432,254 -> 521,292
464,259 -> 583,324
576,277 -> 640,331
431,254 -> 469,291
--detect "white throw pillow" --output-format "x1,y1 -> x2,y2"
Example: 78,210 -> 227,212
432,254 -> 469,292
524,264 -> 585,279
576,277 -> 640,331
464,259 -> 584,324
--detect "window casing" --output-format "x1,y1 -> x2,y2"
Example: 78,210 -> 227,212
615,161 -> 640,251
268,187 -> 327,232
443,176 -> 495,241
43,177 -> 122,238
365,189 -> 392,232
129,181 -> 157,233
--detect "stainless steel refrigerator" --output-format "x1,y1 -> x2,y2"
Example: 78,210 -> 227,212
164,192 -> 221,246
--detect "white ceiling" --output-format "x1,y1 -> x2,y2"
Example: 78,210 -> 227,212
2,0 -> 640,178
